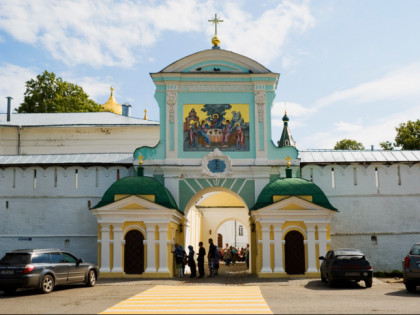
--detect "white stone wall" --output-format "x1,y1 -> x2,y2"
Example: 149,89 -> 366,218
0,165 -> 134,263
0,125 -> 159,155
217,220 -> 249,249
301,162 -> 420,271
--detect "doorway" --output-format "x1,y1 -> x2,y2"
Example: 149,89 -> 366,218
124,230 -> 144,274
285,231 -> 305,274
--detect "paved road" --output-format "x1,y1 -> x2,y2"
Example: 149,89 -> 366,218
1,264 -> 419,314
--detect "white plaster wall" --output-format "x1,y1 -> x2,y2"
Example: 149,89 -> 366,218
0,125 -> 159,155
0,165 -> 134,263
302,162 -> 420,271
217,220 -> 249,249
199,207 -> 250,252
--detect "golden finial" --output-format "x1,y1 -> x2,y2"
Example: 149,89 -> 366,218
144,109 -> 148,120
110,86 -> 114,95
285,155 -> 291,168
208,13 -> 223,47
138,154 -> 144,165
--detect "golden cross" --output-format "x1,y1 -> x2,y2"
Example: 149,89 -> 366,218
138,154 -> 144,165
285,155 -> 291,168
208,13 -> 223,35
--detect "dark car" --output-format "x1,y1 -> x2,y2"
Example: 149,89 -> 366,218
402,242 -> 420,292
0,249 -> 99,294
319,248 -> 373,288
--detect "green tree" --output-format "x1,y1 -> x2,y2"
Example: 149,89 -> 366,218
379,141 -> 394,150
16,70 -> 101,113
394,120 -> 420,150
334,139 -> 365,150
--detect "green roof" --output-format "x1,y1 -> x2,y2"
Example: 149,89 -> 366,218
92,176 -> 179,211
252,177 -> 337,211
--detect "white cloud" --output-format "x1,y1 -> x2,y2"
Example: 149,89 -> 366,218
0,0 -> 213,68
333,121 -> 363,132
272,101 -> 316,118
316,62 -> 420,108
0,64 -> 36,112
0,0 -> 314,67
221,0 -> 315,65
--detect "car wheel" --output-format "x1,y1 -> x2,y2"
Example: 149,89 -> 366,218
327,273 -> 335,287
405,282 -> 417,293
365,278 -> 373,288
86,270 -> 96,287
41,274 -> 55,294
321,274 -> 327,282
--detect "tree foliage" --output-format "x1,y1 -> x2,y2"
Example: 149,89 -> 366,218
394,120 -> 420,150
379,141 -> 394,150
16,70 -> 101,113
334,139 -> 365,150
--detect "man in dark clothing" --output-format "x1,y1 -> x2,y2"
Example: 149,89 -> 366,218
197,241 -> 206,278
207,238 -> 216,277
188,245 -> 196,278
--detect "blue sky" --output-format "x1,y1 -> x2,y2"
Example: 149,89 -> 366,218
0,0 -> 419,150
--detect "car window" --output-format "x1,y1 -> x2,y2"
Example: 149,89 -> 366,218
51,252 -> 64,263
31,253 -> 51,263
0,253 -> 31,265
410,245 -> 420,255
325,251 -> 332,260
61,253 -> 77,263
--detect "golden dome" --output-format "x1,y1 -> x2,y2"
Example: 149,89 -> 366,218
102,87 -> 122,115
212,34 -> 220,47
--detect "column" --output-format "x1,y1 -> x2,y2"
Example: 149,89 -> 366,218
99,224 -> 110,273
318,225 -> 328,258
157,224 -> 169,273
260,224 -> 272,273
145,224 -> 157,273
111,224 -> 123,273
273,224 -> 284,272
305,223 -> 318,272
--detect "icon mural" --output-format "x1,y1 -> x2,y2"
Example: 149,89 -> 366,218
183,104 -> 250,151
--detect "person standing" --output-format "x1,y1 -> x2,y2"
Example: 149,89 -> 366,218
188,245 -> 196,278
207,238 -> 216,277
214,245 -> 220,275
197,241 -> 206,278
245,243 -> 250,269
174,244 -> 184,277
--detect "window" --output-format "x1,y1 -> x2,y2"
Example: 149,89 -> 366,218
51,253 -> 63,263
31,253 -> 51,263
238,225 -> 243,236
62,253 -> 77,263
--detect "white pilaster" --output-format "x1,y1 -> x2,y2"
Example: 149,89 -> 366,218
273,224 -> 284,272
111,224 -> 123,273
260,224 -> 272,273
318,225 -> 328,258
157,224 -> 169,273
100,224 -> 110,273
305,223 -> 318,272
145,224 -> 157,273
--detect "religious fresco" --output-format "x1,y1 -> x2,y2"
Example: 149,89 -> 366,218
183,104 -> 250,152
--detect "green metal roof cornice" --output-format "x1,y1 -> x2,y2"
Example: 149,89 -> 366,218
92,176 -> 179,212
252,177 -> 337,211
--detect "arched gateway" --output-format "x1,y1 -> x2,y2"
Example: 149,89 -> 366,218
91,39 -> 337,278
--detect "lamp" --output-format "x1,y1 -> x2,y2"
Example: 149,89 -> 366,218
179,224 -> 183,233
251,223 -> 256,232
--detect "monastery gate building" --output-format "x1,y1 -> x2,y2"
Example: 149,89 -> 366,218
1,38 -> 419,279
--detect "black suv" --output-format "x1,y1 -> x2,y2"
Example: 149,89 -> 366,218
0,249 -> 99,294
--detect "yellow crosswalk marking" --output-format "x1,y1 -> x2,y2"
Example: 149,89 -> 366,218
100,285 -> 272,314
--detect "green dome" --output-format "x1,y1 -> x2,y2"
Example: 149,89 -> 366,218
93,176 -> 179,211
252,177 -> 337,211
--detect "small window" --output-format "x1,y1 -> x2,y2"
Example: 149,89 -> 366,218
61,253 -> 77,263
31,253 -> 51,263
238,225 -> 244,236
51,253 -> 63,263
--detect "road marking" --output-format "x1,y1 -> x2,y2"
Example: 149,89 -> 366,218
100,285 -> 272,314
